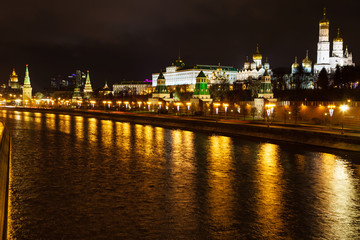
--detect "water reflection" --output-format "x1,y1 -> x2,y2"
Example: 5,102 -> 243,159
207,135 -> 236,238
3,110 -> 360,239
255,143 -> 285,238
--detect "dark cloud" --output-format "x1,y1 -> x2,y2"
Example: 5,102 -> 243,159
0,0 -> 359,89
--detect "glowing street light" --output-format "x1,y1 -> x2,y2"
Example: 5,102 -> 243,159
340,104 -> 349,134
328,105 -> 335,129
265,103 -> 276,127
175,102 -> 181,112
116,101 -> 122,109
214,103 -> 221,115
124,101 -> 129,109
137,101 -> 142,109
90,100 -> 96,108
186,102 -> 191,111
107,101 -> 112,109
158,101 -> 162,110
147,101 -> 151,111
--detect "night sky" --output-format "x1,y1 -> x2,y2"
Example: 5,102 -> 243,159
0,0 -> 359,90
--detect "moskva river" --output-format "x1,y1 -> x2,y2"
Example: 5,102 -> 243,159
2,110 -> 360,239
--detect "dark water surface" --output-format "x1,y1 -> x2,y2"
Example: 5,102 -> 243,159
2,110 -> 360,239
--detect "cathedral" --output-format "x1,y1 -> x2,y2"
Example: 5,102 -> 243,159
314,9 -> 354,74
237,45 -> 272,81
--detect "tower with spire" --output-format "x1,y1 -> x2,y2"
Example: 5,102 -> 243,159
258,70 -> 273,99
192,71 -> 211,100
152,72 -> 170,99
9,68 -> 20,89
83,70 -> 93,98
22,64 -> 32,104
314,8 -> 354,74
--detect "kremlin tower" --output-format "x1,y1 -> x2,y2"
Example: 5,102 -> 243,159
22,64 -> 32,104
9,68 -> 20,89
83,70 -> 93,99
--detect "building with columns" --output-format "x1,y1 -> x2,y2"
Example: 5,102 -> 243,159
314,9 -> 354,74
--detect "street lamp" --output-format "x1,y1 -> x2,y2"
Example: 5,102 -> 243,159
327,105 -> 335,129
147,101 -> 151,111
158,101 -> 162,110
214,103 -> 220,115
90,100 -> 96,108
107,101 -> 112,109
175,102 -> 181,112
124,101 -> 129,109
103,100 -> 107,109
339,104 -> 349,134
186,102 -> 191,111
116,101 -> 122,109
137,101 -> 142,109
265,103 -> 275,127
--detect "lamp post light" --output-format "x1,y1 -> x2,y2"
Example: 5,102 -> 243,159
124,101 -> 129,109
327,105 -> 335,129
147,101 -> 151,111
137,101 -> 142,109
175,102 -> 181,113
339,104 -> 349,134
223,103 -> 229,118
265,103 -> 275,127
90,100 -> 96,108
103,100 -> 107,109
214,103 -> 220,115
186,102 -> 191,111
116,101 -> 122,110
158,101 -> 162,110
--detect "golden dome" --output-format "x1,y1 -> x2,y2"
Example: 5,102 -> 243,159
302,50 -> 312,68
292,57 -> 299,69
253,44 -> 262,60
319,8 -> 329,25
333,28 -> 343,42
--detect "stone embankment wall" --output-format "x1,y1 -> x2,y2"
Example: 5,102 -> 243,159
0,122 -> 10,240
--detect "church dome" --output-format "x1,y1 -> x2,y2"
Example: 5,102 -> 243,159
253,44 -> 262,60
319,8 -> 329,25
292,57 -> 299,69
302,50 -> 312,68
333,28 -> 343,42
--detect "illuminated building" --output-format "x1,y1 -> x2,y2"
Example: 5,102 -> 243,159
9,68 -> 20,89
99,81 -> 112,96
192,71 -> 212,100
287,51 -> 315,89
257,70 -> 274,99
152,57 -> 238,87
72,70 -> 82,102
113,81 -> 152,96
83,70 -> 93,98
152,72 -> 170,99
314,9 -> 354,74
22,65 -> 32,102
237,45 -> 272,81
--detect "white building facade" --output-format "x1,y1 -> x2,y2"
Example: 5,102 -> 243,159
314,9 -> 354,74
152,58 -> 238,87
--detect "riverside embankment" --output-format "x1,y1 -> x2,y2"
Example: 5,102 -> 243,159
3,107 -> 360,151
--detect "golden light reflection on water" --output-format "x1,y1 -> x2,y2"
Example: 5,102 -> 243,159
58,114 -> 70,134
101,120 -> 113,150
207,135 -> 235,237
255,143 -> 285,238
169,130 -> 196,231
34,112 -> 42,124
316,153 -> 359,239
75,116 -> 84,140
154,127 -> 164,156
88,118 -> 98,144
45,113 -> 56,131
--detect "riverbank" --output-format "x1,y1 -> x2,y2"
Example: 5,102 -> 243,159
3,107 -> 360,151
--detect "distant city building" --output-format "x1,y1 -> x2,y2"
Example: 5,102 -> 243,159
314,9 -> 354,74
50,71 -> 86,90
22,65 -> 32,103
237,45 -> 272,81
8,68 -> 20,89
152,57 -> 238,87
72,70 -> 82,102
113,81 -> 152,96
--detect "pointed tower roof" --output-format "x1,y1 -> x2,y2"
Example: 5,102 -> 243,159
302,50 -> 312,66
197,71 -> 206,78
103,81 -> 109,90
158,71 -> 165,79
292,56 -> 299,69
85,70 -> 91,84
253,44 -> 262,60
24,64 -> 31,85
11,68 -> 17,77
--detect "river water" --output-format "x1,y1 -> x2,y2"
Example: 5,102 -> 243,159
2,110 -> 360,239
